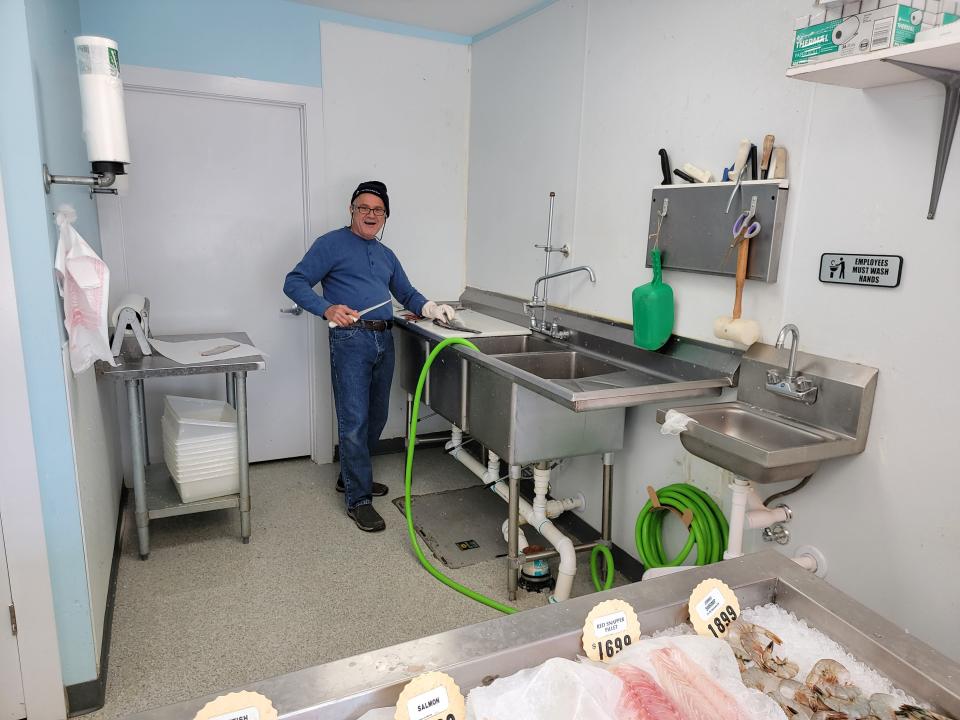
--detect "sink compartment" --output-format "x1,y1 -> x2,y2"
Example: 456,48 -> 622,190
467,335 -> 559,355
495,351 -> 622,380
660,402 -> 844,483
684,405 -> 833,452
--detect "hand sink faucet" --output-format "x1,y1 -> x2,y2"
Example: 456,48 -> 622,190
524,265 -> 596,339
766,324 -> 819,404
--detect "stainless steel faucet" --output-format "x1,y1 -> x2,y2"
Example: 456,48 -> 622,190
524,265 -> 596,339
766,324 -> 819,404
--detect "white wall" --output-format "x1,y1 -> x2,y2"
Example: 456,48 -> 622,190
62,349 -> 121,665
320,23 -> 471,437
468,0 -> 960,659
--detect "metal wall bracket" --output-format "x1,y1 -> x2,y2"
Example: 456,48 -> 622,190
647,179 -> 789,282
883,59 -> 960,220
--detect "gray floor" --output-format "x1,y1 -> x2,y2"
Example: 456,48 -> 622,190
90,448 -> 627,718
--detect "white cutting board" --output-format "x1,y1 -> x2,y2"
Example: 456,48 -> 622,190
398,308 -> 530,338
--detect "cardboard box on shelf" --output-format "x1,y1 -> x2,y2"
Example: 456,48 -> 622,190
792,3 -> 922,66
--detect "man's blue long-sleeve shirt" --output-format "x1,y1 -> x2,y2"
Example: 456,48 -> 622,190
283,227 -> 428,321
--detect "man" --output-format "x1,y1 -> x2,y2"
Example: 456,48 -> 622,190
283,181 -> 455,532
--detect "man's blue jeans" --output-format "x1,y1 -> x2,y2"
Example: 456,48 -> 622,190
329,326 -> 394,510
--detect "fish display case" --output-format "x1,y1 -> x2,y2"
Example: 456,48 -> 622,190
130,552 -> 959,720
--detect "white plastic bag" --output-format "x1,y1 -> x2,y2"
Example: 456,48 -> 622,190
53,204 -> 115,373
466,657 -> 622,720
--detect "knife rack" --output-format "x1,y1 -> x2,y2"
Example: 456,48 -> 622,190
646,179 -> 789,283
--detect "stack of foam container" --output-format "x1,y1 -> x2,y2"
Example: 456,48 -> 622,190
162,395 -> 240,502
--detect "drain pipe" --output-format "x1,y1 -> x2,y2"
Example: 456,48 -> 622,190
502,519 -> 529,553
445,428 -> 581,601
446,432 -> 584,518
724,478 -> 751,559
532,463 -> 577,602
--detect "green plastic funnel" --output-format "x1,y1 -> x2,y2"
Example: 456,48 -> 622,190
632,248 -> 674,350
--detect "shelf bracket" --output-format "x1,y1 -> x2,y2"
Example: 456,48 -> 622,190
883,59 -> 960,220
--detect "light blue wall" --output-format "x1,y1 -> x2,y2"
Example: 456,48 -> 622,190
78,0 -> 474,87
0,0 -> 99,688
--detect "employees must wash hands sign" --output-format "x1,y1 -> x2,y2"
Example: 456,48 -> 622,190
819,253 -> 903,288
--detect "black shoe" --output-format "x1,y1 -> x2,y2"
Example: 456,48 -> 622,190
347,504 -> 386,532
336,475 -> 389,496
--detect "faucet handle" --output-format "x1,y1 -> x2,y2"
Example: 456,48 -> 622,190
766,369 -> 782,385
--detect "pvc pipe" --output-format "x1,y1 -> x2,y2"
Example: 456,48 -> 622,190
724,477 -> 751,559
444,432 -> 579,601
502,519 -> 529,553
792,553 -> 818,573
746,505 -> 790,529
447,443 -> 490,482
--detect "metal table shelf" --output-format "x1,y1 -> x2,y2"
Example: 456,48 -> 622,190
98,331 -> 264,559
144,463 -> 240,520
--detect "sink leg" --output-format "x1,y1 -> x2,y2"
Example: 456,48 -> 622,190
507,464 -> 521,601
602,452 -> 614,544
404,393 -> 412,449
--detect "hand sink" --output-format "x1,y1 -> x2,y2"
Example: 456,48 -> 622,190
496,351 -> 622,380
656,402 -> 858,484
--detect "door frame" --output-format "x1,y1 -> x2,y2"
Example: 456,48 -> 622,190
0,164 -> 67,715
115,66 -> 333,464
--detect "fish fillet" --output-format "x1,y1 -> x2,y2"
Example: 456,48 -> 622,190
613,664 -> 685,720
651,647 -> 741,720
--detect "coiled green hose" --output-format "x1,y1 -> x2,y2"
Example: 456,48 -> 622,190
635,483 -> 728,567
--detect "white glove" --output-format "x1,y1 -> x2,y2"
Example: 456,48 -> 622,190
421,300 -> 456,323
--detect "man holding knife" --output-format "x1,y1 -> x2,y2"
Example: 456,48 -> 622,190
284,181 -> 455,531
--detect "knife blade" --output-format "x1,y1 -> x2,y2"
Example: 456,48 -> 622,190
327,298 -> 392,328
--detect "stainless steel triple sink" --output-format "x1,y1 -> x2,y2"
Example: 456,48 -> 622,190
395,301 -> 741,465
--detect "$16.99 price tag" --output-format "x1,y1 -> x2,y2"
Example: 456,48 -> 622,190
688,578 -> 741,640
581,599 -> 642,663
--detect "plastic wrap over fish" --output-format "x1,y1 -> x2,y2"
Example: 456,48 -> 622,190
466,657 -> 623,720
586,634 -> 788,720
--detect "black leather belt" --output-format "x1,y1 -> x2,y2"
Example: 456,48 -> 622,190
357,319 -> 393,331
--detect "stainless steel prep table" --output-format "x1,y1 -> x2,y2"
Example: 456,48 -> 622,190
98,332 -> 265,559
126,552 -> 960,719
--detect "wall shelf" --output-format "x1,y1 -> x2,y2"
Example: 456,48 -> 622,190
787,35 -> 960,218
787,34 -> 960,88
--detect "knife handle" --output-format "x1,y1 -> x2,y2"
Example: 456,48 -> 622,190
760,134 -> 775,179
658,148 -> 673,185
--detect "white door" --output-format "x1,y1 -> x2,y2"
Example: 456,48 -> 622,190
100,70 -> 330,463
0,518 -> 24,720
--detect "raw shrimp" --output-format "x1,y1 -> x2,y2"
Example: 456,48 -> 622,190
613,664 -> 685,720
896,705 -> 957,720
767,689 -> 813,719
805,659 -> 862,702
741,667 -> 782,694
727,620 -> 799,679
651,646 -> 740,720
869,693 -> 899,720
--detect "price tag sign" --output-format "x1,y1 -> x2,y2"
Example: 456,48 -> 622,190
581,599 -> 642,663
688,578 -> 741,640
395,671 -> 465,720
193,692 -> 277,720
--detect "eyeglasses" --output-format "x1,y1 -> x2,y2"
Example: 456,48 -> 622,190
353,204 -> 385,217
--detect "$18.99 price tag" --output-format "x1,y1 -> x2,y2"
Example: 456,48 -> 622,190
581,599 -> 642,663
688,578 -> 741,640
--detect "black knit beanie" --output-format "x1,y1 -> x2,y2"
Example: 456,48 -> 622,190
351,180 -> 390,217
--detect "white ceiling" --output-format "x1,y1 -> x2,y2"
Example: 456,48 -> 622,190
294,0 -> 546,37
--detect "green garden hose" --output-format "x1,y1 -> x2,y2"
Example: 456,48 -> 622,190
634,483 -> 728,568
590,545 -> 615,591
405,337 -> 516,615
